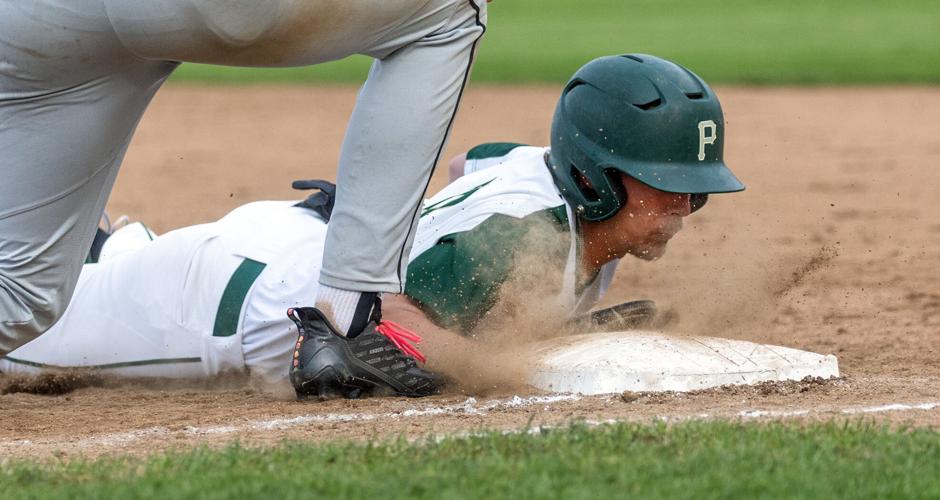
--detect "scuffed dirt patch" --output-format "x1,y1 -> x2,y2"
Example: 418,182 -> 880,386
2,372 -> 105,396
619,376 -> 845,405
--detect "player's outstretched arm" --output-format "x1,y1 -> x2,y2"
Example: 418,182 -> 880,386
381,294 -> 476,379
320,1 -> 487,297
383,293 -> 535,393
448,153 -> 469,182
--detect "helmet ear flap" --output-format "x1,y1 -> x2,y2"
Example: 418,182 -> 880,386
569,164 -> 628,220
603,168 -> 628,213
690,193 -> 708,213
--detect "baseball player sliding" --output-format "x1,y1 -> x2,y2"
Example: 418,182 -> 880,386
1,55 -> 744,400
0,0 -> 488,386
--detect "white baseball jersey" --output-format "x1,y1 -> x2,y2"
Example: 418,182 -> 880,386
1,144 -> 619,393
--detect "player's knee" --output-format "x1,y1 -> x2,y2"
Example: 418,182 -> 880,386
30,292 -> 68,334
0,278 -> 70,348
192,0 -> 280,47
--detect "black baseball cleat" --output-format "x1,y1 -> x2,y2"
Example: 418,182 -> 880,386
287,305 -> 442,400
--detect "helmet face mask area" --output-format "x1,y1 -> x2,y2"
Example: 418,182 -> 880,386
548,54 -> 745,222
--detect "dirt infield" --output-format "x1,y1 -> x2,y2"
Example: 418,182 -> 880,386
2,86 -> 939,459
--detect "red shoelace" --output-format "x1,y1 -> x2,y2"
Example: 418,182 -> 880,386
375,320 -> 427,364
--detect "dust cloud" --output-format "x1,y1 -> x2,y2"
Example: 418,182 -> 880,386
428,211 -> 843,396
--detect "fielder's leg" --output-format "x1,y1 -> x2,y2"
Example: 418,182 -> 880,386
0,0 -> 177,354
316,0 -> 487,333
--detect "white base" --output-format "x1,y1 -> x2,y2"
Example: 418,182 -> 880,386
530,331 -> 839,395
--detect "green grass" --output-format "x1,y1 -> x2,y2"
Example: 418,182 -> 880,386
4,421 -> 940,499
170,0 -> 940,85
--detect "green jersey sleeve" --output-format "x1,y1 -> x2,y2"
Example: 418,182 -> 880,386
465,142 -> 526,160
404,206 -> 569,334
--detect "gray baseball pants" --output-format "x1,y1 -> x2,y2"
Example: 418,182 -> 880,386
0,0 -> 487,354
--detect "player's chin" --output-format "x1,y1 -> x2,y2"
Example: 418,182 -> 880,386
630,241 -> 669,261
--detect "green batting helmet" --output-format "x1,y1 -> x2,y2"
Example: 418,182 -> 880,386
548,54 -> 745,221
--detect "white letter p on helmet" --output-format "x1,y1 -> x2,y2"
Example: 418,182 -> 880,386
697,120 -> 717,161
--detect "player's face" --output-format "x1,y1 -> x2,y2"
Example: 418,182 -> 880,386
613,174 -> 692,260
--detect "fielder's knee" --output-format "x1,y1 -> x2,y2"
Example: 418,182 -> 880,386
190,0 -> 280,47
0,279 -> 69,354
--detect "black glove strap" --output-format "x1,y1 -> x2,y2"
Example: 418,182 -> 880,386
292,179 -> 337,221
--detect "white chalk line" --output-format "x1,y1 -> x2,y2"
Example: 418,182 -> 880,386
218,394 -> 579,434
734,401 -> 940,420
842,402 -> 940,414
468,399 -> 940,438
4,397 -> 940,453
0,394 -> 580,450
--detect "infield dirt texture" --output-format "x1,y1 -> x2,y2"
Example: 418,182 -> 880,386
1,85 -> 938,459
